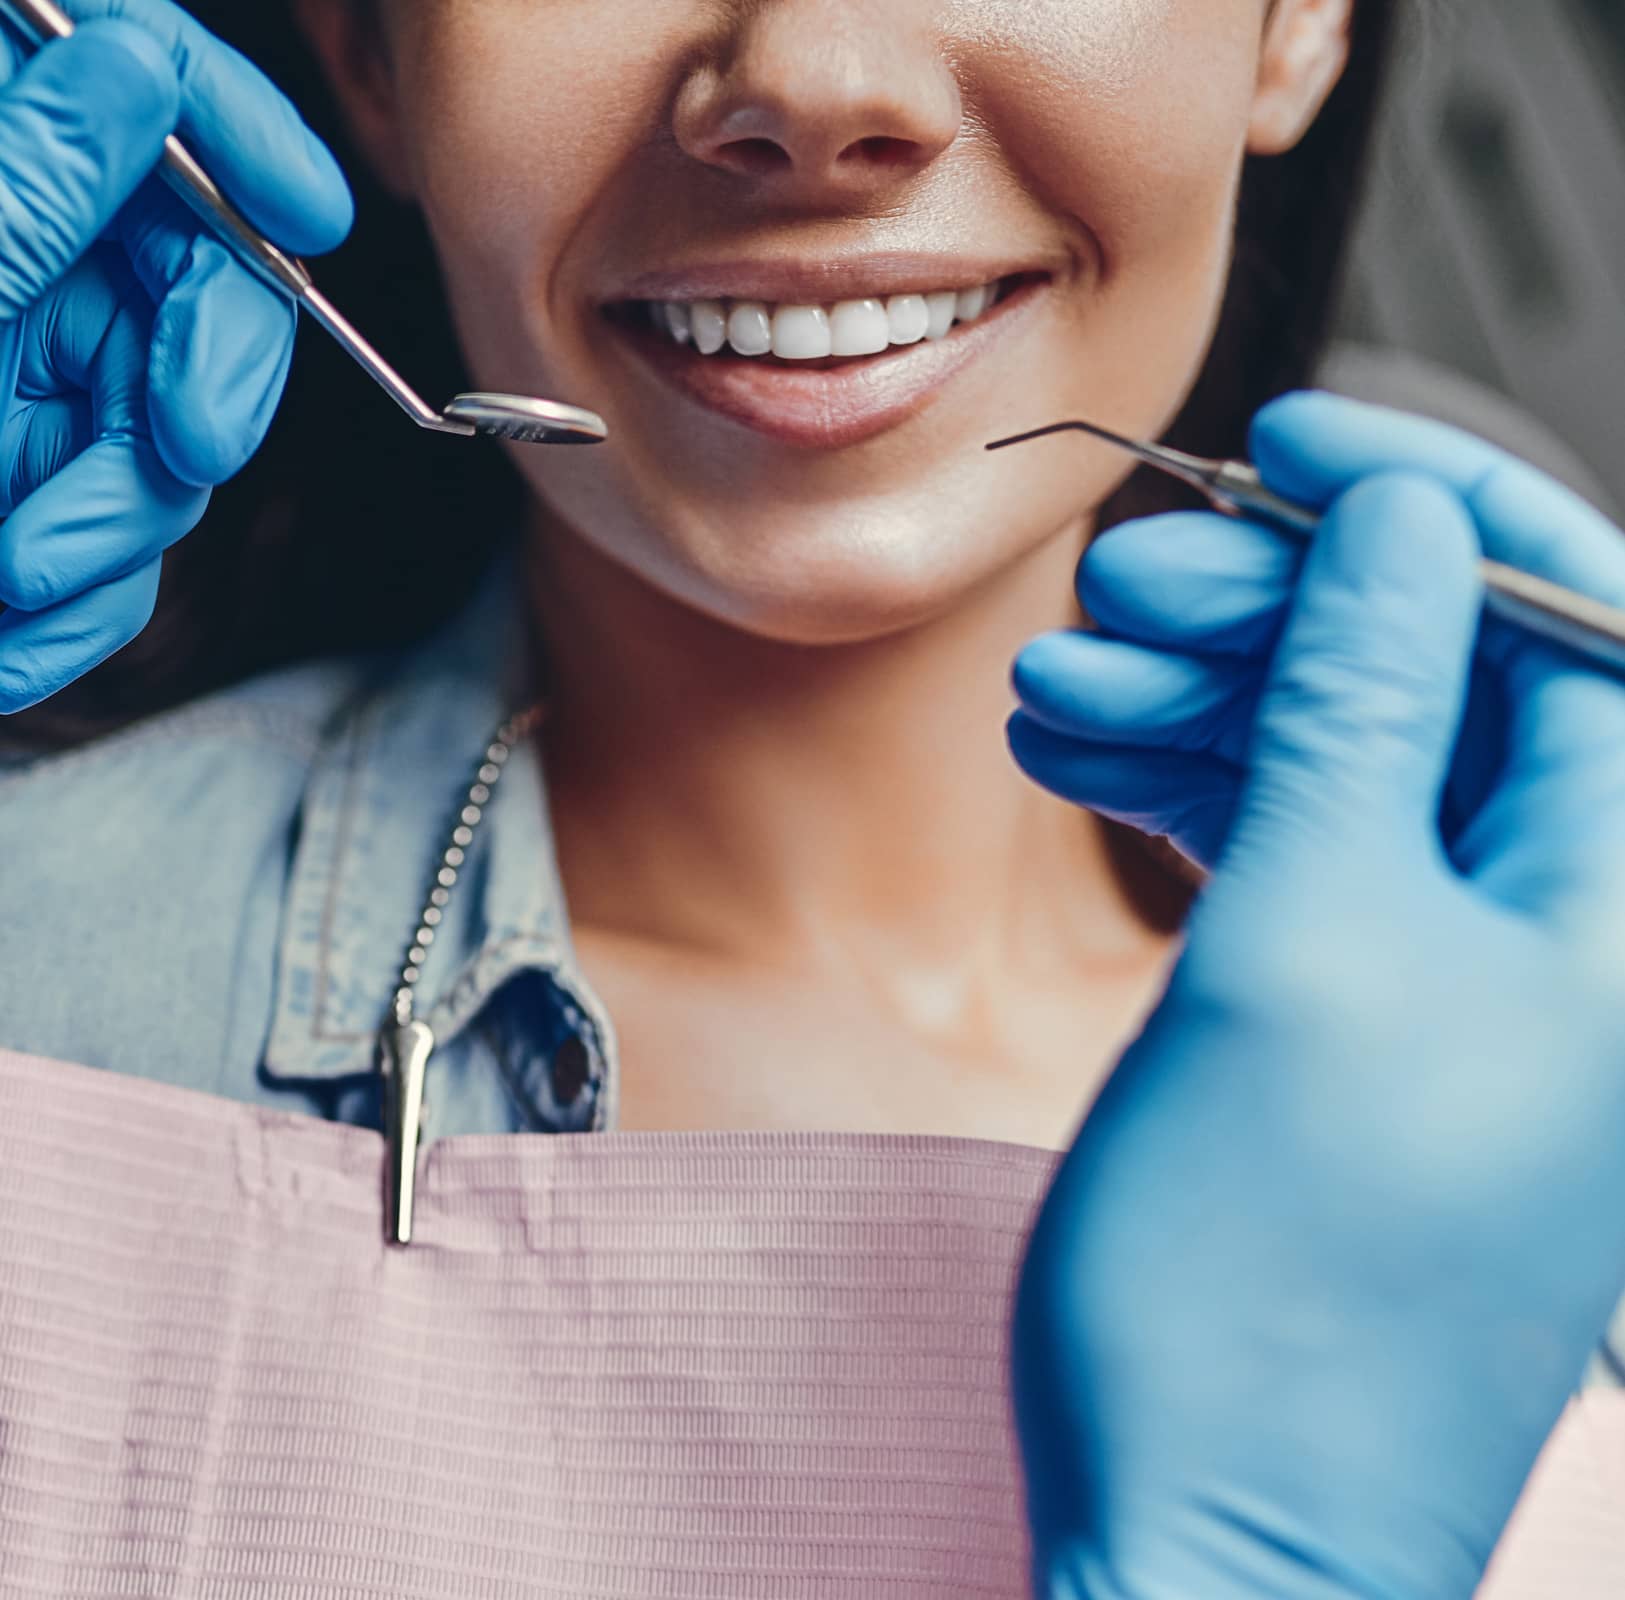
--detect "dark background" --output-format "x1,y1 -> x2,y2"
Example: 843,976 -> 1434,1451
1335,0 -> 1625,514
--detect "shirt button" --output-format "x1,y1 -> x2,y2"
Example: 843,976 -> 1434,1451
549,1033 -> 591,1106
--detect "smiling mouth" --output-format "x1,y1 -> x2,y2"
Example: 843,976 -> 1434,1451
614,272 -> 1037,361
600,272 -> 1049,448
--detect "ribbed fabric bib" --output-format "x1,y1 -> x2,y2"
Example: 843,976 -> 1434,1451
1,1049 -> 1621,1598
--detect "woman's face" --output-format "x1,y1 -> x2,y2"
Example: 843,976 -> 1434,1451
310,0 -> 1351,643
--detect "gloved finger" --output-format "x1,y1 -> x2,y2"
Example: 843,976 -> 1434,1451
1467,458 -> 1625,658
1008,714 -> 1241,870
1452,651 -> 1625,934
0,430 -> 207,610
0,251 -> 127,513
0,554 -> 161,712
9,245 -> 133,401
1013,630 -> 1261,768
61,0 -> 353,255
1205,394 -> 1625,891
107,182 -> 297,485
2,393 -> 91,511
1252,392 -> 1505,507
145,229 -> 296,485
0,255 -> 206,624
1462,456 -> 1625,849
0,21 -> 179,322
1227,472 -> 1482,865
1254,393 -> 1625,605
1455,695 -> 1625,939
1080,511 -> 1301,657
1440,461 -> 1625,927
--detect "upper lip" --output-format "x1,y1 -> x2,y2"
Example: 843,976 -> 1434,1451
599,250 -> 1065,307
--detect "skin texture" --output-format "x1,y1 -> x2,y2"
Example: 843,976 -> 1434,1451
299,0 -> 1352,1146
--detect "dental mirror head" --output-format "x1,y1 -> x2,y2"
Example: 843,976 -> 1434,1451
442,393 -> 609,446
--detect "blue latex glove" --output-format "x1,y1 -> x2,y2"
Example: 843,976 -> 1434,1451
1008,393 -> 1625,1600
0,0 -> 352,711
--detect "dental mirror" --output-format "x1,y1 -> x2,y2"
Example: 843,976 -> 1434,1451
0,0 -> 610,451
440,393 -> 609,446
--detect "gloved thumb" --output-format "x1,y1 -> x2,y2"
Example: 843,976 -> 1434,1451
1225,471 -> 1483,868
0,21 -> 180,323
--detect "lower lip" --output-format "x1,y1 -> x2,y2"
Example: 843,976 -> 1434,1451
601,285 -> 1045,451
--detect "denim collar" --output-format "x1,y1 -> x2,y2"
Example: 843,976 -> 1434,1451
262,552 -> 616,1129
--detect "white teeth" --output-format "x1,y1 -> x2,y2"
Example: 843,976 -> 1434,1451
727,301 -> 774,357
924,290 -> 958,341
691,299 -> 727,355
886,294 -> 930,346
662,303 -> 693,345
955,284 -> 990,322
772,305 -> 832,361
646,277 -> 1009,358
829,298 -> 891,357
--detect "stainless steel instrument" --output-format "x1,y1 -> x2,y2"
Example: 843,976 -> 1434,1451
0,0 -> 607,446
988,418 -> 1625,678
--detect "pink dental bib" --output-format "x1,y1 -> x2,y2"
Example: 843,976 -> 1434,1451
2,1048 -> 1622,1598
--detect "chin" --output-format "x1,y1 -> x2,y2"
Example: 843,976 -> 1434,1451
682,567 -> 982,648
633,493 -> 1089,647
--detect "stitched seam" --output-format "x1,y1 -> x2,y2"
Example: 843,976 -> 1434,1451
305,931 -> 572,1047
309,697 -> 378,1043
429,932 -> 573,1050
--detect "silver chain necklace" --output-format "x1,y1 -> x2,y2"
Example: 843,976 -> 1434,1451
378,705 -> 544,1246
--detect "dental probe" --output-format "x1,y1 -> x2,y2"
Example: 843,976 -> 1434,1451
988,419 -> 1625,680
0,0 -> 607,447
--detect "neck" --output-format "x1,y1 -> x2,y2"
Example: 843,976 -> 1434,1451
531,517 -> 1161,987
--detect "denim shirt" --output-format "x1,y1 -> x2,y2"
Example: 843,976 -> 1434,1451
0,554 -> 616,1140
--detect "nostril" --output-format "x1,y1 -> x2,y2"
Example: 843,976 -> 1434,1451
718,138 -> 794,175
843,136 -> 918,168
710,133 -> 923,180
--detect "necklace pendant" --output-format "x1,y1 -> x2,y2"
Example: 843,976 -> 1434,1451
379,1018 -> 435,1246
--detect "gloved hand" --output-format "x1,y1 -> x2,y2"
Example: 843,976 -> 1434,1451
1008,392 -> 1625,1600
0,0 -> 352,712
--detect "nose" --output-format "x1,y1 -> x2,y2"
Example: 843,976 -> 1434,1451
673,0 -> 962,206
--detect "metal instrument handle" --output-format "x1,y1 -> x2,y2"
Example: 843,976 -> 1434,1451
1480,560 -> 1625,675
1211,463 -> 1323,536
1214,464 -> 1625,680
986,418 -> 1625,683
157,136 -> 313,299
0,0 -> 482,432
3,0 -> 313,298
0,0 -> 72,45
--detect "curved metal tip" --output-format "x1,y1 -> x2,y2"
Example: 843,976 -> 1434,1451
444,392 -> 609,446
984,418 -> 1224,500
985,419 -> 1132,453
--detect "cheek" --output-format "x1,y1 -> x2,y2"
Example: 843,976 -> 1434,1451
967,0 -> 1267,429
388,2 -> 684,344
973,1 -> 1264,264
